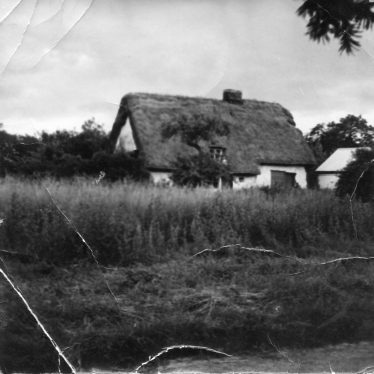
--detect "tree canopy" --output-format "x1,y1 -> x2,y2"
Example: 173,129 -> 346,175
161,113 -> 231,187
336,147 -> 374,201
0,119 -> 148,181
305,114 -> 374,163
161,113 -> 230,153
297,0 -> 374,54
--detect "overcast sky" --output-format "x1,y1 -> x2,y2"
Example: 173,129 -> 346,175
1,0 -> 374,136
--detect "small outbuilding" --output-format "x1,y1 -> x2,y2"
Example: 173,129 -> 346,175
316,147 -> 361,189
109,90 -> 316,188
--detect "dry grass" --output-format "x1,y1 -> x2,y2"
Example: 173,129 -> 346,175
0,177 -> 374,266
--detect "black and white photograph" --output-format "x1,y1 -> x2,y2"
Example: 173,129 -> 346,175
1,1 -> 374,373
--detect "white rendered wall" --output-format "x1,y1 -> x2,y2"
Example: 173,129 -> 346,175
233,165 -> 308,189
232,176 -> 257,189
115,120 -> 137,152
257,165 -> 307,188
318,174 -> 339,189
150,171 -> 173,185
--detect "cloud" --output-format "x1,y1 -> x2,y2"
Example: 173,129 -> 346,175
0,0 -> 374,135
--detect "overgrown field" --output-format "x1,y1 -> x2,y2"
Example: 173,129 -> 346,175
1,177 -> 374,264
1,178 -> 374,372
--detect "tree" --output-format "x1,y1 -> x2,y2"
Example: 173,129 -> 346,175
75,118 -> 107,158
171,153 -> 231,187
305,115 -> 374,163
161,112 -> 230,153
161,112 -> 232,187
297,0 -> 374,54
336,147 -> 374,201
0,128 -> 39,176
40,118 -> 106,159
0,119 -> 148,181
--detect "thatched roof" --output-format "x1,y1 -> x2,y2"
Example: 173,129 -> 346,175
109,92 -> 316,174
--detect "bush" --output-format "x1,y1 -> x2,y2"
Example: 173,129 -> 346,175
336,147 -> 374,202
0,120 -> 149,182
171,153 -> 232,187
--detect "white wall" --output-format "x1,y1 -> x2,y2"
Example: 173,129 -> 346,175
232,175 -> 257,189
150,166 -> 308,189
150,171 -> 173,185
318,173 -> 339,189
233,165 -> 307,189
115,119 -> 137,152
258,165 -> 307,188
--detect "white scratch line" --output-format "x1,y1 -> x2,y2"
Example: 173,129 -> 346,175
356,366 -> 374,374
31,0 -> 94,68
135,344 -> 231,373
349,159 -> 374,239
290,255 -> 374,276
0,0 -> 24,24
192,243 -> 303,263
267,335 -> 296,365
36,0 -> 66,26
0,266 -> 76,374
0,0 -> 39,77
44,186 -> 121,306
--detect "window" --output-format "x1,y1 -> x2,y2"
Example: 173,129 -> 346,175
210,146 -> 227,163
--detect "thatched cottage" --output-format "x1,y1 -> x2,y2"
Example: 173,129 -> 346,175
109,90 -> 316,188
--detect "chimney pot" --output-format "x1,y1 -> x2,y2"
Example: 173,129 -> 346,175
223,89 -> 243,104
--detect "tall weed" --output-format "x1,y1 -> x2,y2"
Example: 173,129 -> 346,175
0,177 -> 373,265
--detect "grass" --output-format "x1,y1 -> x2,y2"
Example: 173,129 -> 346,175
1,177 -> 374,372
0,177 -> 374,265
1,258 -> 374,372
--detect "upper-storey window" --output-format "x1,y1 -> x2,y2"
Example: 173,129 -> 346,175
210,146 -> 227,164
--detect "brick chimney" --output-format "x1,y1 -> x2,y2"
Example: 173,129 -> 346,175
223,89 -> 243,104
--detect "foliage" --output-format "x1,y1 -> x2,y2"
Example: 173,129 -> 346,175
161,112 -> 231,186
89,151 -> 149,182
161,112 -> 230,153
1,179 -> 374,266
171,153 -> 231,187
0,129 -> 38,177
297,0 -> 374,54
40,118 -> 106,160
305,114 -> 374,163
336,147 -> 374,201
0,119 -> 148,181
2,180 -> 374,371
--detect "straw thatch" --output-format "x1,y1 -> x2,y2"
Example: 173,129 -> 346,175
109,92 -> 316,174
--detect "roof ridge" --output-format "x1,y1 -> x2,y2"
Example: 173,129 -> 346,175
124,92 -> 283,107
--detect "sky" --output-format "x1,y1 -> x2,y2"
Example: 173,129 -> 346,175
1,0 -> 374,136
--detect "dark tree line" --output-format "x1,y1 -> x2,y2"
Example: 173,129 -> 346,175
0,119 -> 148,181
